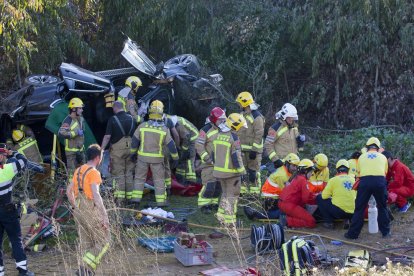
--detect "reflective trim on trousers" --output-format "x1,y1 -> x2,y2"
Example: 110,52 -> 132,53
15,260 -> 27,271
114,191 -> 126,199
130,190 -> 143,199
82,243 -> 109,271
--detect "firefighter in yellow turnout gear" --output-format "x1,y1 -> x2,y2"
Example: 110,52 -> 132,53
11,125 -> 43,164
213,113 -> 246,225
58,98 -> 85,177
264,103 -> 305,167
169,115 -> 199,184
130,101 -> 179,207
235,92 -> 265,195
196,107 -> 226,213
101,101 -> 137,206
117,76 -> 143,123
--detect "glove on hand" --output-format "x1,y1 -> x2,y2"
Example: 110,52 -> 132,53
171,159 -> 179,169
274,159 -> 284,169
249,151 -> 257,160
180,150 -> 190,160
130,154 -> 137,162
388,192 -> 398,203
77,129 -> 84,136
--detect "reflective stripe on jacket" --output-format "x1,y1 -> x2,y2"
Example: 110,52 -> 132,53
238,110 -> 264,152
264,121 -> 299,162
212,131 -> 245,178
16,137 -> 42,163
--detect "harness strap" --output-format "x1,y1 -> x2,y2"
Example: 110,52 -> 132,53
77,166 -> 94,192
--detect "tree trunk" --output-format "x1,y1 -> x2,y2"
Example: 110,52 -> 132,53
373,63 -> 379,125
16,53 -> 22,88
334,67 -> 340,127
283,70 -> 290,101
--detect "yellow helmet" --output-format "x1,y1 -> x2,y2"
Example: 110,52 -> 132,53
125,76 -> 142,92
225,113 -> 247,131
68,98 -> 84,109
148,100 -> 164,120
366,137 -> 381,148
284,153 -> 300,166
236,91 -> 254,108
298,159 -> 314,170
336,159 -> 350,169
314,153 -> 328,169
12,129 -> 24,142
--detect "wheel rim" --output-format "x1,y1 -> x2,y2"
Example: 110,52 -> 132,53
28,75 -> 59,84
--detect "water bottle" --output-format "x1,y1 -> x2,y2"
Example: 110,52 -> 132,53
368,196 -> 378,234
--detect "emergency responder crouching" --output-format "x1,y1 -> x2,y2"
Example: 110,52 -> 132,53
0,144 -> 35,276
130,100 -> 179,207
118,76 -> 143,123
58,98 -> 86,177
308,153 -> 329,193
317,159 -> 356,229
213,113 -> 246,225
11,125 -> 43,164
66,144 -> 110,275
235,91 -> 265,195
278,159 -> 317,228
196,107 -> 226,214
264,103 -> 305,169
101,101 -> 137,207
345,137 -> 390,239
244,153 -> 300,220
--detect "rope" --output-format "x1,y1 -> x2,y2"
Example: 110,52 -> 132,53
107,207 -> 414,259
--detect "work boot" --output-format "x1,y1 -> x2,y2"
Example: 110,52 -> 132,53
19,270 -> 35,276
343,219 -> 350,230
344,232 -> 358,240
200,205 -> 212,214
166,187 -> 172,196
279,213 -> 287,228
399,202 -> 411,213
129,201 -> 140,210
243,206 -> 257,220
322,222 -> 334,229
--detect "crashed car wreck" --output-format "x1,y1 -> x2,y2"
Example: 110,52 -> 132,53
0,37 -> 226,156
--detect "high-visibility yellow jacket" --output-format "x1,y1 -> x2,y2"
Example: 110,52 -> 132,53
58,115 -> 85,152
15,137 -> 43,164
212,131 -> 245,179
322,173 -> 356,213
131,120 -> 178,163
358,150 -> 388,177
261,165 -> 291,198
309,167 -> 330,193
195,123 -> 219,168
264,120 -> 299,162
176,116 -> 199,150
237,110 -> 264,153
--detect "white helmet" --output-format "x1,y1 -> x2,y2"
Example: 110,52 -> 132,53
279,103 -> 298,120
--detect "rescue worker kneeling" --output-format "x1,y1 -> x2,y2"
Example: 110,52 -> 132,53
244,153 -> 300,220
11,126 -> 43,164
317,159 -> 356,229
130,101 -> 179,207
66,144 -> 110,275
278,159 -> 317,228
308,153 -> 329,193
213,113 -> 246,225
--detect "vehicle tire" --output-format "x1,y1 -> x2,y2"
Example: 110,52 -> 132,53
24,74 -> 61,86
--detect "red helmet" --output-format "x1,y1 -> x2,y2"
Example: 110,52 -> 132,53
209,107 -> 226,125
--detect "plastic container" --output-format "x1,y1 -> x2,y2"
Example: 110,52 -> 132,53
174,240 -> 214,266
368,196 -> 378,234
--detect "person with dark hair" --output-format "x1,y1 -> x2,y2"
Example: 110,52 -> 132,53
317,159 -> 356,229
278,159 -> 317,228
382,151 -> 414,213
0,144 -> 34,276
101,101 -> 137,207
66,144 -> 110,275
348,151 -> 362,178
345,137 -> 390,239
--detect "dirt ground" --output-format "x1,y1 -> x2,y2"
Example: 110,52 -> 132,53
2,197 -> 414,276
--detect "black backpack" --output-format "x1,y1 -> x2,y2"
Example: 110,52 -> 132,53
278,237 -> 317,276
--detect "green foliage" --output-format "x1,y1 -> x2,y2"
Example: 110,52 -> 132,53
2,0 -> 414,127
